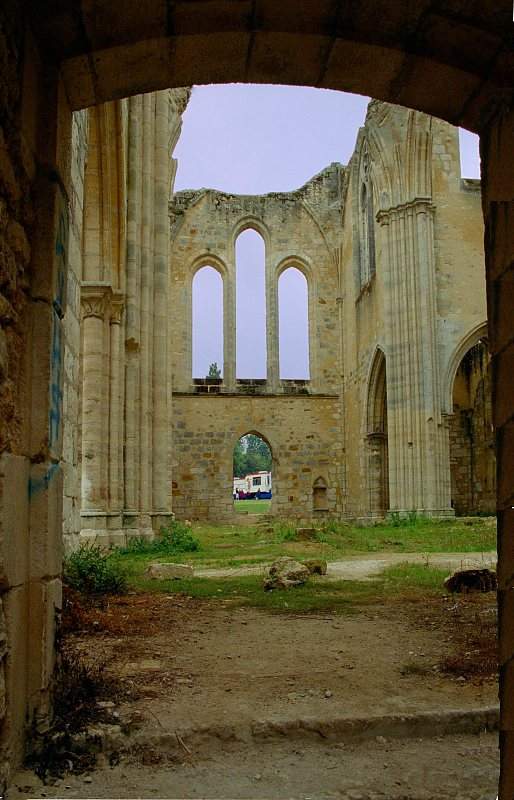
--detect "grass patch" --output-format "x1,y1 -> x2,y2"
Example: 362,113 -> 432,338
122,560 -> 449,614
119,520 -> 200,556
234,499 -> 271,514
111,516 -> 496,575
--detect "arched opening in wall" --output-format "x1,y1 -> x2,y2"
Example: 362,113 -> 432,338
236,229 -> 267,379
313,477 -> 329,513
192,265 -> 224,381
47,72 -> 499,799
366,349 -> 389,516
278,267 -> 310,380
357,145 -> 376,287
449,338 -> 495,516
233,433 -> 272,514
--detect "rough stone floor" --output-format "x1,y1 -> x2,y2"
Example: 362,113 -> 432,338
11,583 -> 499,799
12,732 -> 499,800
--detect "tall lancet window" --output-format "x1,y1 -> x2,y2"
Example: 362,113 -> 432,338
358,143 -> 376,287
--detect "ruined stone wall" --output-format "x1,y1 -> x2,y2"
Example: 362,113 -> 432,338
172,395 -> 343,520
77,89 -> 190,546
169,166 -> 345,520
340,103 -> 488,519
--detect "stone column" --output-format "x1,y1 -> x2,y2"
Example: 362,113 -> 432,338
124,96 -> 142,515
80,284 -> 111,540
108,297 -> 124,534
481,104 -> 514,800
378,199 -> 452,516
267,255 -> 279,391
224,276 -> 236,391
152,91 -> 173,525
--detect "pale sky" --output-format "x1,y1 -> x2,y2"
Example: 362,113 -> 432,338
177,85 -> 481,379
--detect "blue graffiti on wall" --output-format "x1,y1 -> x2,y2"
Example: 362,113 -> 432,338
28,463 -> 60,499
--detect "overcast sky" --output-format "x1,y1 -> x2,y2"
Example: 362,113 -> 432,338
176,84 -> 481,379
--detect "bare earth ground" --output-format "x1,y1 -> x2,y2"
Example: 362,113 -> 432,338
11,588 -> 499,799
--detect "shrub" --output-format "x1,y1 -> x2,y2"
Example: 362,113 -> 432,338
63,543 -> 127,595
121,520 -> 200,555
273,520 -> 298,541
160,520 -> 200,552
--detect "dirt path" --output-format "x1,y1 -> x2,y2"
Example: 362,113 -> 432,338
196,550 -> 497,580
18,589 -> 497,798
64,593 -> 497,735
13,732 -> 499,799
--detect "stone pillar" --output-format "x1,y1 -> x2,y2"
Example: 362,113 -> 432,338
267,255 -> 279,391
481,104 -> 514,800
152,91 -> 173,525
124,96 -> 142,515
224,276 -> 236,391
80,284 -> 111,540
108,298 -> 124,520
378,199 -> 452,516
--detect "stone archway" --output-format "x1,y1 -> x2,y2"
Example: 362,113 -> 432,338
365,348 -> 389,516
1,1 -> 513,794
449,337 -> 495,516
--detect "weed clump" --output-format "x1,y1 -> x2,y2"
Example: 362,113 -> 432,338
273,520 -> 298,541
27,643 -> 115,780
121,520 -> 200,555
64,544 -> 127,595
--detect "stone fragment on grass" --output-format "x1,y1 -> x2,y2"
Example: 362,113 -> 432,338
444,567 -> 496,593
145,562 -> 194,580
304,558 -> 328,575
264,557 -> 309,591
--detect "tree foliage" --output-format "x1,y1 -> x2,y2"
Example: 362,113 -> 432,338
233,434 -> 272,477
207,362 -> 221,379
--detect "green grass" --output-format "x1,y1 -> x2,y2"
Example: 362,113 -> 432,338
234,499 -> 271,514
119,560 -> 450,614
111,515 -> 496,575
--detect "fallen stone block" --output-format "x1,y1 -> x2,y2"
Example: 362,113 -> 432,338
145,563 -> 194,580
444,568 -> 496,593
264,557 -> 309,591
304,558 -> 328,575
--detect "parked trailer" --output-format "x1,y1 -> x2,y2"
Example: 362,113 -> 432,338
233,471 -> 272,499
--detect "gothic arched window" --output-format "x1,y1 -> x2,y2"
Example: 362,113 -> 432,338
192,265 -> 224,378
358,144 -> 376,286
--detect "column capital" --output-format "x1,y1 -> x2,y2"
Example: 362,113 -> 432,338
377,197 -> 435,224
81,282 -> 125,322
109,293 -> 125,325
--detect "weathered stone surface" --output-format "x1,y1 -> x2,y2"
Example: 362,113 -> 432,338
145,562 -> 194,580
444,568 -> 497,594
304,559 -> 328,576
264,557 -> 310,591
